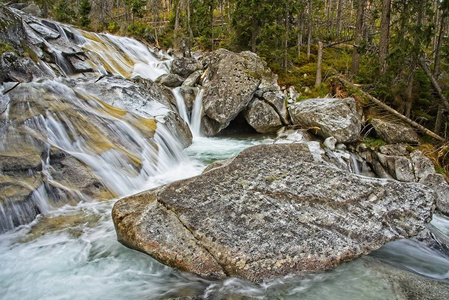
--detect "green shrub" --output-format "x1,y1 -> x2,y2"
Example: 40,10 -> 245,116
0,41 -> 14,54
107,21 -> 120,33
127,22 -> 155,43
363,137 -> 387,149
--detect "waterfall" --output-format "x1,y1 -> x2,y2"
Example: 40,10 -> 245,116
79,31 -> 171,81
350,153 -> 361,175
172,87 -> 190,123
171,87 -> 204,138
0,79 -> 187,232
191,89 -> 204,138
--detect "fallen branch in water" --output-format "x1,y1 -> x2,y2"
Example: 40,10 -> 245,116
338,75 -> 446,142
2,81 -> 21,95
0,82 -> 21,114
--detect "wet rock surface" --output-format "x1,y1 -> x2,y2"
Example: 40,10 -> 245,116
362,256 -> 449,300
113,143 -> 435,283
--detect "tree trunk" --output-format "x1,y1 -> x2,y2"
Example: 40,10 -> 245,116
351,0 -> 366,76
379,0 -> 391,75
405,0 -> 426,117
297,9 -> 304,58
434,11 -> 447,76
337,0 -> 344,35
435,105 -> 445,135
307,0 -> 313,60
251,20 -> 257,53
315,41 -> 323,87
284,1 -> 289,71
187,0 -> 194,44
338,76 -> 446,142
174,0 -> 181,50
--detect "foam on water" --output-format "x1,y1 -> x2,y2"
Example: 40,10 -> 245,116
1,133 -> 449,299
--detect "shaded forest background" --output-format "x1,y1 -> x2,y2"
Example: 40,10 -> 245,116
2,0 -> 449,142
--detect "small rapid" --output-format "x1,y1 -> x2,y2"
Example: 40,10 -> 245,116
1,13 -> 448,298
1,135 -> 448,299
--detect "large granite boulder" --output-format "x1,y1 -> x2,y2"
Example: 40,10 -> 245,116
370,118 -> 420,144
171,57 -> 202,77
201,49 -> 272,136
156,73 -> 185,88
421,174 -> 449,216
288,98 -> 361,143
243,98 -> 284,134
113,143 -> 435,283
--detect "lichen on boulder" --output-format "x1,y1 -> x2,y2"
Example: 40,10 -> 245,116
113,143 -> 435,283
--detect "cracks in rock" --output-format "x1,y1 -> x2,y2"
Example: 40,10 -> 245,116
155,192 -> 230,277
259,97 -> 289,126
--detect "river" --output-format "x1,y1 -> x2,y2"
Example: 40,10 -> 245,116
1,134 -> 448,299
1,18 -> 448,299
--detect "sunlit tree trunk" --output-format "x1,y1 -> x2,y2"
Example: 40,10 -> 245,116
315,41 -> 323,87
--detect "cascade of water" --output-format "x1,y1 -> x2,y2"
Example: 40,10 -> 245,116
44,42 -> 72,77
172,87 -> 203,138
80,32 -> 170,81
54,23 -> 69,41
172,87 -> 190,123
350,153 -> 361,175
0,79 -> 189,232
190,89 -> 204,138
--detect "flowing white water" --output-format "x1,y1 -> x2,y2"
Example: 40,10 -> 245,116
172,87 -> 190,123
80,32 -> 170,81
172,87 -> 204,138
190,89 -> 204,138
1,134 -> 449,299
2,19 -> 449,298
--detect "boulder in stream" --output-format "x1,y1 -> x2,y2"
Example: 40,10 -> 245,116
201,49 -> 276,136
113,143 -> 435,283
288,97 -> 362,143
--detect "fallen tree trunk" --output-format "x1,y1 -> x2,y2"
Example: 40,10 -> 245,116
419,57 -> 449,112
338,75 -> 446,142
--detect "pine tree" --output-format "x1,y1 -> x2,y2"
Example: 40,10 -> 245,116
79,0 -> 92,28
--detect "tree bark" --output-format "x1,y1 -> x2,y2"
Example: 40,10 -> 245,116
315,41 -> 323,87
405,0 -> 426,117
338,76 -> 446,142
379,0 -> 391,75
435,105 -> 445,135
284,1 -> 289,70
307,0 -> 313,60
434,10 -> 447,76
187,0 -> 194,44
351,0 -> 366,76
337,0 -> 344,35
174,0 -> 182,50
297,5 -> 304,58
